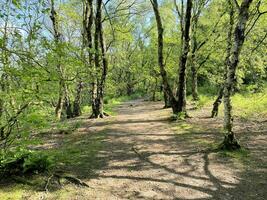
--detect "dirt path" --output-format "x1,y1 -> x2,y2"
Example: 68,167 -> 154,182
57,99 -> 265,200
25,100 -> 267,199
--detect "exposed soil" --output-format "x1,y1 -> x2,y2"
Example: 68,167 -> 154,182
2,99 -> 267,200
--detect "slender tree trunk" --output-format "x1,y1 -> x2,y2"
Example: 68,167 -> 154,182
83,0 -> 95,118
73,81 -> 83,117
151,0 -> 179,113
211,86 -> 224,118
175,0 -> 193,114
190,14 -> 199,101
90,0 -> 108,118
152,77 -> 158,101
91,2 -> 101,118
211,1 -> 234,118
83,0 -> 104,118
64,85 -> 73,119
189,0 -> 207,101
55,79 -> 64,119
163,89 -> 171,108
220,0 -> 253,150
191,65 -> 198,100
50,0 -> 68,120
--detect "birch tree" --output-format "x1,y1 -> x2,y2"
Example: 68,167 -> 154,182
220,0 -> 253,150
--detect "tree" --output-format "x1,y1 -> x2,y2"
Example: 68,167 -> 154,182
90,0 -> 108,118
211,0 -> 235,118
189,0 -> 209,101
220,0 -> 253,150
151,0 -> 193,115
175,0 -> 193,114
50,0 -> 73,119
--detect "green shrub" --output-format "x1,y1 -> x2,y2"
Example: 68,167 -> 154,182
0,148 -> 53,176
22,152 -> 53,173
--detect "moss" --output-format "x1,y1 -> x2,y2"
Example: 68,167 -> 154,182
0,185 -> 26,200
218,148 -> 250,163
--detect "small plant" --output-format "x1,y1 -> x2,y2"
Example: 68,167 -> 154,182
0,148 -> 53,176
170,112 -> 186,121
177,112 -> 187,120
23,152 -> 53,173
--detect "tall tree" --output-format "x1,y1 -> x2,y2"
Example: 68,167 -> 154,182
220,0 -> 253,150
175,0 -> 193,114
151,0 -> 193,115
150,0 -> 178,113
90,0 -> 108,118
211,0 -> 235,118
50,0 -> 73,119
189,0 -> 208,101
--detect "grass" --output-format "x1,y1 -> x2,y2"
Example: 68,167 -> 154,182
194,85 -> 267,120
172,122 -> 219,149
0,185 -> 26,200
45,131 -> 106,176
0,115 -> 106,199
232,89 -> 267,119
0,132 -> 106,200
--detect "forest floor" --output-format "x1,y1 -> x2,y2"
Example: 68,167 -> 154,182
1,99 -> 267,200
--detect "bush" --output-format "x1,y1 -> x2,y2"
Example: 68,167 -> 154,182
0,148 -> 53,176
23,152 -> 53,173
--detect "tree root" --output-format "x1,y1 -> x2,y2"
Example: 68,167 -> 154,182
89,111 -> 109,119
103,112 -> 110,117
218,132 -> 241,151
162,105 -> 171,109
45,174 -> 54,192
44,173 -> 89,192
55,173 -> 89,187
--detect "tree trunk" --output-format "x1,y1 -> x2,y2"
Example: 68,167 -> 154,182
211,1 -> 234,118
221,0 -> 253,150
64,85 -> 73,119
55,79 -> 64,120
163,89 -> 171,108
152,77 -> 158,101
151,0 -> 192,115
211,86 -> 224,118
191,62 -> 199,101
90,0 -> 107,118
190,13 -> 199,101
151,0 -> 179,113
175,0 -> 193,114
73,81 -> 83,117
50,0 -> 68,120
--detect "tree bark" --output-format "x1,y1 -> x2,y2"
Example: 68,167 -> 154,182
150,0 -> 179,113
64,85 -> 73,119
73,81 -> 83,117
50,0 -> 70,120
211,86 -> 224,118
190,12 -> 199,101
221,0 -> 253,150
163,89 -> 171,108
211,1 -> 234,118
83,0 -> 95,114
175,0 -> 193,114
90,0 -> 108,118
151,0 -> 192,115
